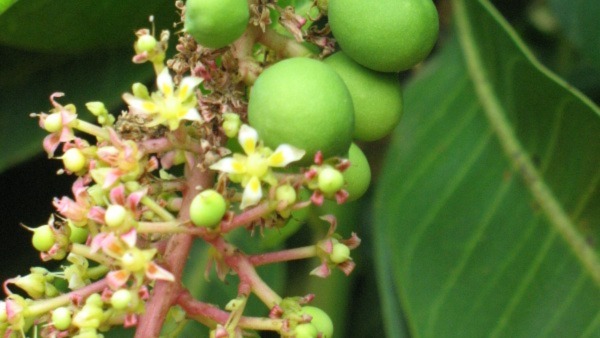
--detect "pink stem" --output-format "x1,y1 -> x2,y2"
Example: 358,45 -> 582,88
135,164 -> 214,338
248,245 -> 317,267
177,290 -> 283,331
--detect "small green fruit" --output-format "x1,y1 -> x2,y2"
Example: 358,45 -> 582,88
318,167 -> 344,195
325,51 -> 403,141
343,143 -> 371,201
32,225 -> 55,252
248,57 -> 354,162
190,189 -> 227,227
295,323 -> 319,338
275,184 -> 297,206
68,221 -> 89,244
330,242 -> 351,264
328,0 -> 439,72
301,306 -> 334,338
110,289 -> 133,310
185,0 -> 250,49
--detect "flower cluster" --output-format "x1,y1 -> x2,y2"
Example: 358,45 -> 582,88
0,5 -> 363,338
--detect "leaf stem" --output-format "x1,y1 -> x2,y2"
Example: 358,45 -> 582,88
453,0 -> 600,285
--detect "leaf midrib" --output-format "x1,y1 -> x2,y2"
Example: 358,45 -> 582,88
453,0 -> 600,286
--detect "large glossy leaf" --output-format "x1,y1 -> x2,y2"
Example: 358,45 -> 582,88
374,0 -> 600,337
0,0 -> 176,53
0,0 -> 16,15
548,0 -> 600,71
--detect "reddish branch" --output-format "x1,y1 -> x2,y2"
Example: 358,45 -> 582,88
135,163 -> 214,338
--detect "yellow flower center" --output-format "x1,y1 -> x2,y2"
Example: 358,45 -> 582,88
162,97 -> 182,120
246,153 -> 269,178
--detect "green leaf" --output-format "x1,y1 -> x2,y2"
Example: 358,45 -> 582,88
374,0 -> 600,337
548,0 -> 600,70
0,0 -> 177,53
0,46 -> 155,173
0,0 -> 16,15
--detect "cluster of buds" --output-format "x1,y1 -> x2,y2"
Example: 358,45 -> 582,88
1,6 -> 361,338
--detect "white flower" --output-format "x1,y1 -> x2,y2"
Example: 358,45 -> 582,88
210,125 -> 305,208
122,68 -> 203,130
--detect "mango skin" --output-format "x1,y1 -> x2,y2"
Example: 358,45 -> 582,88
325,51 -> 403,141
328,0 -> 439,72
343,143 -> 371,201
248,57 -> 354,163
184,0 -> 249,49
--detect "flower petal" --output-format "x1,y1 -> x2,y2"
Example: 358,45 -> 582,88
145,262 -> 175,282
181,107 -> 202,122
107,270 -> 130,290
268,144 -> 305,167
210,157 -> 246,174
238,124 -> 258,155
157,68 -> 174,97
240,176 -> 262,209
177,76 -> 202,101
123,94 -> 157,113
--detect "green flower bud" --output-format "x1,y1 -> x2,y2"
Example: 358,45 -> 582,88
85,102 -> 108,117
104,205 -> 127,228
110,289 -> 133,310
132,83 -> 150,99
136,35 -> 157,53
189,189 -> 227,227
275,184 -> 297,206
222,113 -> 242,138
63,148 -> 87,173
52,307 -> 72,330
87,184 -> 106,207
330,242 -> 351,264
12,271 -> 46,299
44,113 -> 63,133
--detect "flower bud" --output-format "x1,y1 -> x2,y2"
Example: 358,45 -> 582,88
222,113 -> 242,138
63,148 -> 87,173
275,184 -> 297,206
85,102 -> 108,117
105,205 -> 127,228
43,113 -> 63,133
110,289 -> 133,310
330,242 -> 351,264
52,307 -> 72,330
12,271 -> 46,299
132,83 -> 150,99
136,35 -> 158,53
